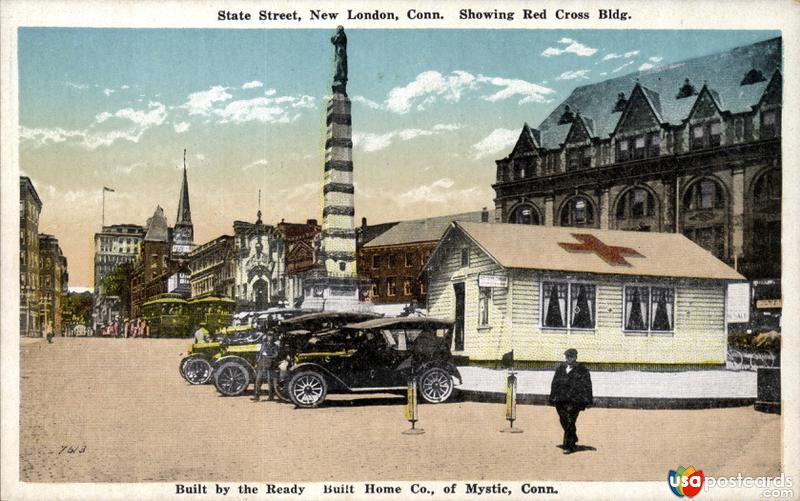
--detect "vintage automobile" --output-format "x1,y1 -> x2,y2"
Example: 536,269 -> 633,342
211,310 -> 380,397
283,317 -> 462,408
179,308 -> 310,386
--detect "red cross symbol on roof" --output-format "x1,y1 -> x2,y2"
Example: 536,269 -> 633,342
558,233 -> 644,266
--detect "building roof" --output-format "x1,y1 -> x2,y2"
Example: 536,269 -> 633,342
144,206 -> 169,242
20,176 -> 42,209
364,211 -> 486,248
536,37 -> 781,149
434,222 -> 744,281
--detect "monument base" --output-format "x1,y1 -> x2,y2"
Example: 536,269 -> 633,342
301,273 -> 372,312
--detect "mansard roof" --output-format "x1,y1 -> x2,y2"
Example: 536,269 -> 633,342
363,211 -> 485,248
536,37 -> 781,149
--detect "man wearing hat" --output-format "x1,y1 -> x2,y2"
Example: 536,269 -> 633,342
192,322 -> 210,344
548,348 -> 593,454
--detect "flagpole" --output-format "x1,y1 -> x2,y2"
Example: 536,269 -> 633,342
102,187 -> 105,229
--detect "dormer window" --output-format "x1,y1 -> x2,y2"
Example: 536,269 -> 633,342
761,110 -> 779,138
676,78 -> 698,99
741,69 -> 767,85
558,105 -> 574,125
616,139 -> 630,162
691,120 -> 721,150
566,146 -> 591,171
613,92 -> 627,112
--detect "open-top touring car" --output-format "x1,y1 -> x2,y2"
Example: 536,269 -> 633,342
282,317 -> 462,408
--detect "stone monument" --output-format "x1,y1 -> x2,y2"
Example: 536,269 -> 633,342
302,27 -> 368,311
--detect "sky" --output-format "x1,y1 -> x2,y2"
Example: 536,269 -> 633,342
17,28 -> 779,287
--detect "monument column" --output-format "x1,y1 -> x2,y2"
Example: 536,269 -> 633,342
302,26 -> 366,311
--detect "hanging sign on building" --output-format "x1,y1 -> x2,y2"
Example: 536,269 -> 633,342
478,273 -> 507,288
726,282 -> 751,323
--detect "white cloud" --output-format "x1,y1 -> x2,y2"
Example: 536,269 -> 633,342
214,94 -> 314,124
195,153 -> 206,161
612,61 -> 635,73
242,80 -> 264,89
649,56 -> 663,63
279,181 -> 318,203
471,128 -> 519,159
557,69 -> 591,81
22,102 -> 167,150
352,123 -> 462,152
478,76 -> 555,104
103,88 -> 115,97
265,88 -> 277,96
173,121 -> 191,133
624,50 -> 640,58
602,53 -> 622,61
120,85 -> 130,90
65,81 -> 89,90
351,95 -> 382,109
638,63 -> 655,71
183,85 -> 233,115
385,70 -> 477,113
541,38 -> 598,57
242,158 -> 269,171
395,179 -> 489,206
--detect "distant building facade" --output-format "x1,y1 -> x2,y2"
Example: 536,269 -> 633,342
20,177 -> 42,336
232,212 -> 287,311
358,210 -> 487,314
92,224 -> 145,327
492,37 -> 781,282
189,235 -> 235,299
278,219 -> 321,307
38,234 -> 68,336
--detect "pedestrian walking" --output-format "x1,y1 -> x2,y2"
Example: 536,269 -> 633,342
252,333 -> 279,402
548,348 -> 593,454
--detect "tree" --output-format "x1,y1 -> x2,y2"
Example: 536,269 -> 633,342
60,291 -> 92,327
100,262 -> 134,317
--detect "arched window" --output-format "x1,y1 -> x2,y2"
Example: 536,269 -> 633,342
509,204 -> 540,225
560,196 -> 595,227
753,169 -> 781,206
683,179 -> 724,211
616,188 -> 656,220
681,178 -> 727,259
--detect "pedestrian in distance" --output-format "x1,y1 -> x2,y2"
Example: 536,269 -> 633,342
548,348 -> 593,454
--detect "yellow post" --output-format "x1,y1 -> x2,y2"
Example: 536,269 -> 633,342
402,378 -> 425,435
501,372 -> 523,433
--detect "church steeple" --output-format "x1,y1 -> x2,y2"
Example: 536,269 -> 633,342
176,148 -> 192,224
172,148 -> 194,257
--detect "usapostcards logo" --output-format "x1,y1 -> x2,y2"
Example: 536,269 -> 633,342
668,466 -> 705,498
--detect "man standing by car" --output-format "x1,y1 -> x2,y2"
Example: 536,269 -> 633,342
192,322 -> 210,344
252,333 -> 278,402
548,348 -> 593,454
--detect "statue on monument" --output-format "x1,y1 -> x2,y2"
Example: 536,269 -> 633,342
331,26 -> 348,95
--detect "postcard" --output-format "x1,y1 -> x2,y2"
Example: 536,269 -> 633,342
1,1 -> 798,500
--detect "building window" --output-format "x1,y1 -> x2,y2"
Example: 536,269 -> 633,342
691,121 -> 722,150
405,252 -> 415,267
403,279 -> 413,296
683,179 -> 724,211
509,204 -> 540,225
386,277 -> 397,296
616,139 -> 630,162
478,287 -> 491,326
560,196 -> 595,227
370,282 -> 379,298
542,282 -> 596,329
754,169 -> 781,206
566,146 -> 591,171
624,285 -> 649,331
616,188 -> 656,220
371,254 -> 381,269
419,280 -> 427,295
625,286 -> 675,333
761,110 -> 779,138
683,226 -> 725,259
388,253 -> 396,268
460,248 -> 470,267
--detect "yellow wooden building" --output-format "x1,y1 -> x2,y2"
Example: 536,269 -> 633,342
423,221 -> 745,367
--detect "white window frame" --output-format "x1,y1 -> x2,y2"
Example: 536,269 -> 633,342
478,286 -> 491,327
622,283 -> 676,336
539,279 -> 597,331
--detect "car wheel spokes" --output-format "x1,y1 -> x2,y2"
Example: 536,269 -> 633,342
293,375 -> 323,404
420,368 -> 453,403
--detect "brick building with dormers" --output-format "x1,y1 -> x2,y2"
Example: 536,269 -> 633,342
492,37 -> 781,282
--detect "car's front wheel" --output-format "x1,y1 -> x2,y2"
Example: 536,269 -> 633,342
288,371 -> 328,408
419,367 -> 454,403
214,360 -> 251,396
182,356 -> 212,385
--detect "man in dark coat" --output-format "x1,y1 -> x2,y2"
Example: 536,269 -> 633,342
549,348 -> 593,454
